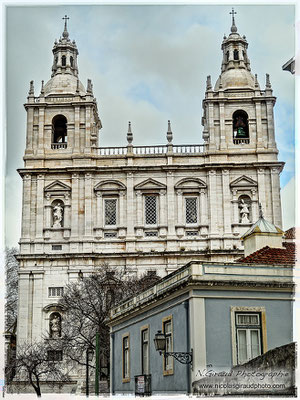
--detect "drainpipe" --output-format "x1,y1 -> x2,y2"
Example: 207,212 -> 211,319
184,300 -> 191,394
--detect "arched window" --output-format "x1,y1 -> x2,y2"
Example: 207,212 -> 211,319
232,110 -> 249,141
238,195 -> 252,224
233,49 -> 239,60
61,55 -> 66,67
51,199 -> 64,228
49,312 -> 62,338
70,56 -> 74,68
226,51 -> 229,62
52,115 -> 67,144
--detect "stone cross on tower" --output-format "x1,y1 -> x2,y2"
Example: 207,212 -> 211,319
229,8 -> 237,32
62,15 -> 70,38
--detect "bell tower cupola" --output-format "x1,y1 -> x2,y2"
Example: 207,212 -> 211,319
51,15 -> 79,78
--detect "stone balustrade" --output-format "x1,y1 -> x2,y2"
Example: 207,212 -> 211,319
95,144 -> 206,156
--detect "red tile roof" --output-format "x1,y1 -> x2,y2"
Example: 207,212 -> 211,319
237,242 -> 296,266
284,227 -> 295,240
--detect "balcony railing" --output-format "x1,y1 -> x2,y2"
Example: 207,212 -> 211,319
51,143 -> 67,149
95,144 -> 205,156
233,138 -> 250,145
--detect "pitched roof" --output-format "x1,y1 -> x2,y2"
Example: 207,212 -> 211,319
241,217 -> 283,239
237,242 -> 296,266
284,227 -> 295,240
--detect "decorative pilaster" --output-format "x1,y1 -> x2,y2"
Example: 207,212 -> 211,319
257,168 -> 266,219
167,172 -> 175,237
74,106 -> 80,152
36,174 -> 44,239
85,106 -> 91,152
126,172 -> 134,237
255,101 -> 263,148
84,173 -> 92,237
159,190 -> 167,237
219,102 -> 226,150
176,190 -> 183,225
208,170 -> 218,235
222,169 -> 231,235
71,173 -> 79,238
21,174 -> 32,240
266,101 -> 276,149
37,107 -> 45,154
270,167 -> 282,227
136,190 -> 143,237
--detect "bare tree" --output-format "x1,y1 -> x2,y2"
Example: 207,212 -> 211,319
58,264 -> 160,378
5,247 -> 19,333
6,340 -> 71,397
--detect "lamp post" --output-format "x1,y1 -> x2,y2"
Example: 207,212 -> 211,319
153,330 -> 193,365
86,346 -> 94,397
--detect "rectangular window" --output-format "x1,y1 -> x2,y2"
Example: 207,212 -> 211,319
47,350 -> 63,361
236,312 -> 262,364
52,245 -> 62,250
141,328 -> 149,375
48,287 -> 64,297
145,195 -> 157,225
122,334 -> 130,382
162,316 -> 173,375
105,198 -> 117,225
185,197 -> 198,224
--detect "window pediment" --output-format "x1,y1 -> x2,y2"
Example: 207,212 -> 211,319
230,175 -> 257,188
94,180 -> 126,193
43,303 -> 65,312
175,178 -> 207,191
44,180 -> 71,194
134,178 -> 166,192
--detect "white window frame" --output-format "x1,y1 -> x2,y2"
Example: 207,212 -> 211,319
122,333 -> 130,383
231,306 -> 267,366
141,325 -> 149,375
162,315 -> 173,375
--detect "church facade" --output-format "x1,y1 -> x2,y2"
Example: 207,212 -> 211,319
17,15 -> 283,345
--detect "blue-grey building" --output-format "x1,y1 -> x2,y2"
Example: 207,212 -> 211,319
108,257 -> 293,395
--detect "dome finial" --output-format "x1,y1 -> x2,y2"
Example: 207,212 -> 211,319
259,203 -> 264,219
229,8 -> 237,33
127,121 -> 133,144
167,120 -> 173,143
62,15 -> 70,39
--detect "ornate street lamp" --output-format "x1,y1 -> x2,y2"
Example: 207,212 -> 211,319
86,346 -> 94,397
153,330 -> 193,365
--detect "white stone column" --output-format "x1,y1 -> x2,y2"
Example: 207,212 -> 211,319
96,192 -> 103,228
270,167 -> 282,227
119,191 -> 125,226
208,104 -> 216,150
45,194 -> 52,228
208,170 -> 218,235
37,107 -> 45,154
255,102 -> 263,148
126,172 -> 134,237
232,189 -> 239,224
222,169 -> 231,235
74,106 -> 80,152
159,190 -> 167,226
251,189 -> 258,222
36,174 -> 44,239
266,101 -> 276,148
31,272 -> 44,341
136,191 -> 143,226
71,173 -> 79,238
219,102 -> 226,150
26,107 -> 34,153
257,168 -> 266,217
84,173 -> 92,237
176,190 -> 183,225
200,189 -> 207,226
167,172 -> 175,236
64,193 -> 71,228
22,174 -> 32,239
85,106 -> 91,152
16,273 -> 31,344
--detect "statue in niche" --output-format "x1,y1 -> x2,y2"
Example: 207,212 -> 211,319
52,203 -> 64,228
50,313 -> 61,338
240,199 -> 250,224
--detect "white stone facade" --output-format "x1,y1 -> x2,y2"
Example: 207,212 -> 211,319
17,19 -> 283,345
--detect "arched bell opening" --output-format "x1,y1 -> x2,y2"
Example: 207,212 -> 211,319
52,115 -> 67,146
233,110 -> 249,144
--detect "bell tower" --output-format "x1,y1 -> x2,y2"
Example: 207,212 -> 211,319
24,15 -> 101,161
202,9 -> 277,154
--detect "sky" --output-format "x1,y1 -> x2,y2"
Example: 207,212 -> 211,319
4,3 -> 295,247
